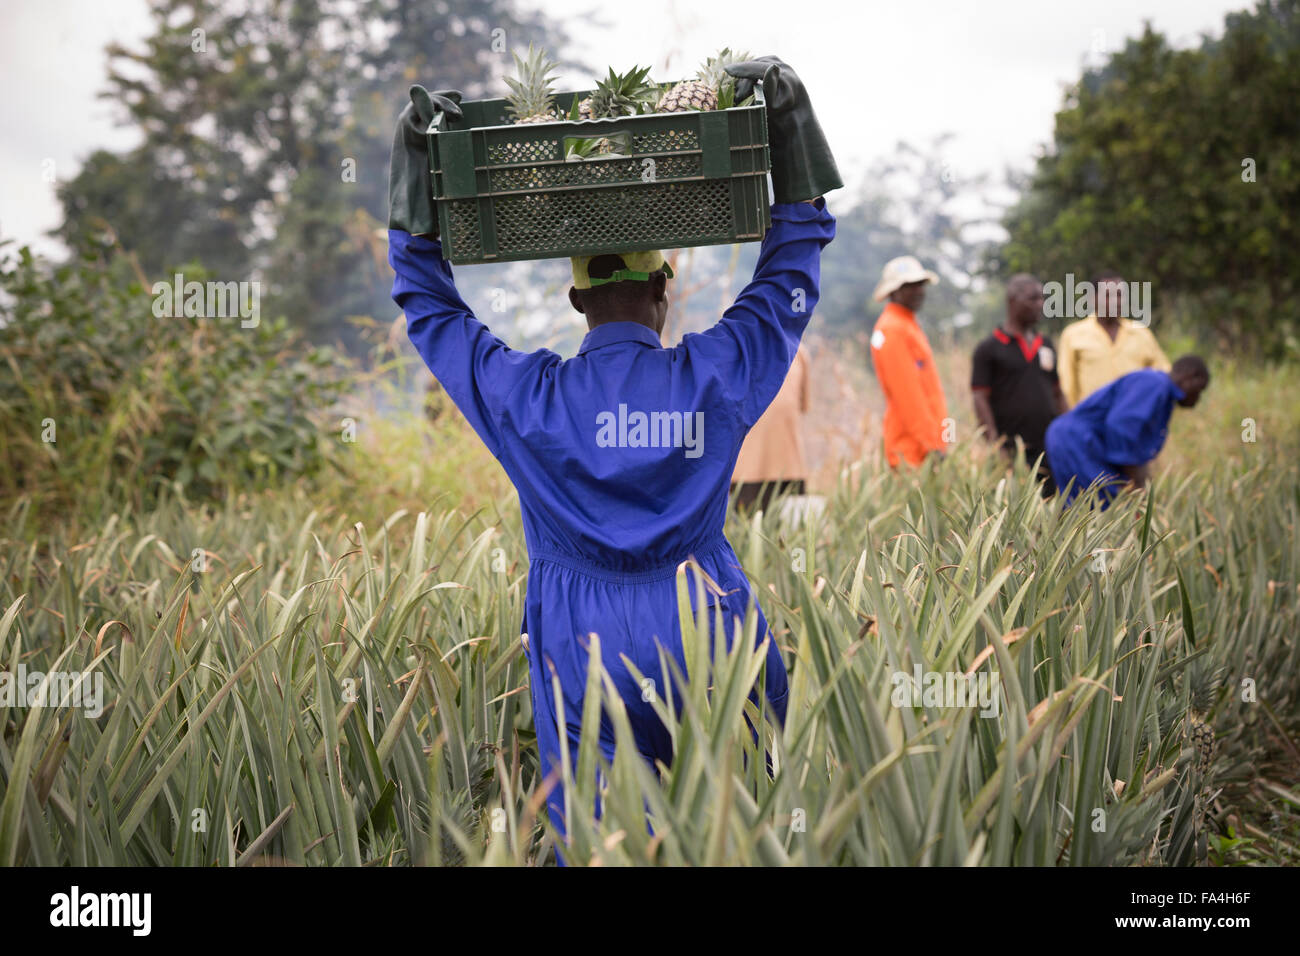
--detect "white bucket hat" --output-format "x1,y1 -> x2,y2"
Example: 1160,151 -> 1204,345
872,255 -> 939,302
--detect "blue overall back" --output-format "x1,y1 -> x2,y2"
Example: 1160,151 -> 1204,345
389,200 -> 836,855
1045,368 -> 1183,507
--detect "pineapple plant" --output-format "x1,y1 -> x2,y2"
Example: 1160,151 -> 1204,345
1186,712 -> 1216,774
656,48 -> 752,113
1183,709 -> 1218,866
1182,662 -> 1223,777
504,43 -> 560,124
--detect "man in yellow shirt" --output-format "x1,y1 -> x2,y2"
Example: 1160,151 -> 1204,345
1057,272 -> 1170,407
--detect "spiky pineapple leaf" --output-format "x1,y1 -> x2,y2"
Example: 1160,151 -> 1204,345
590,64 -> 658,118
503,43 -> 559,122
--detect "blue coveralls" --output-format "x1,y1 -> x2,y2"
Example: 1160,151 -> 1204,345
1044,368 -> 1184,507
388,200 -> 837,850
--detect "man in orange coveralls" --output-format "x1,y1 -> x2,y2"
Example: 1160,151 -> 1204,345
869,256 -> 948,467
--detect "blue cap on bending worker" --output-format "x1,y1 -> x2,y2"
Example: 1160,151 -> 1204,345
570,251 -> 674,289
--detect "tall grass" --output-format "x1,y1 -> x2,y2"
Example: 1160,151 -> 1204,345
2,443 -> 1295,866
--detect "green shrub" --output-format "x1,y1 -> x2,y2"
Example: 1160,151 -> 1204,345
0,241 -> 349,518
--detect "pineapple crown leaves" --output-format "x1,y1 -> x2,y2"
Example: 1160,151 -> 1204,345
590,64 -> 658,118
1184,658 -> 1229,717
696,47 -> 752,94
717,83 -> 755,112
504,43 -> 560,121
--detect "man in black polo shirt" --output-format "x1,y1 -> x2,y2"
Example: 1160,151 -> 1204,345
972,273 -> 1068,495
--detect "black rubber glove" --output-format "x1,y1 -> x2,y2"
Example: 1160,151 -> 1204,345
725,57 -> 842,204
388,85 -> 463,236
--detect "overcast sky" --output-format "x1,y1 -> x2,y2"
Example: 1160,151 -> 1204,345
0,0 -> 1246,257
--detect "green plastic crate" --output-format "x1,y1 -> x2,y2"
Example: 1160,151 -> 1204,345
426,84 -> 771,264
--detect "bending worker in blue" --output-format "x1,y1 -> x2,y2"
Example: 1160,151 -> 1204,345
1045,356 -> 1210,508
387,57 -> 841,858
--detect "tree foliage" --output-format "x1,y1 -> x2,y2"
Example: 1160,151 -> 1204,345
0,240 -> 348,517
995,1 -> 1300,355
54,0 -> 568,348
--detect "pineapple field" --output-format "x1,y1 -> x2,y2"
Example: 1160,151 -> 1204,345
2,0 -> 1298,889
2,392 -> 1297,866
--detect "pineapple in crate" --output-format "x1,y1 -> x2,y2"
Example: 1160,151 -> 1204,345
654,48 -> 754,163
576,65 -> 658,122
656,48 -> 753,113
650,49 -> 758,227
504,43 -> 560,124
501,43 -> 561,226
567,64 -> 659,160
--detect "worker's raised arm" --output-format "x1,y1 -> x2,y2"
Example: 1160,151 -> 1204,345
387,88 -> 554,459
683,200 -> 835,426
388,232 -> 555,459
680,55 -> 841,428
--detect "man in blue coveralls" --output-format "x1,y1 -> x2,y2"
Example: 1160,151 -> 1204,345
1045,356 -> 1210,508
386,56 -> 841,858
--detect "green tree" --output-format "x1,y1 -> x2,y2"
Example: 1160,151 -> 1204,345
995,1 -> 1300,355
0,240 -> 349,518
54,0 -> 569,349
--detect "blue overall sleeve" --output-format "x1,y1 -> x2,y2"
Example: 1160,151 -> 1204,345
388,230 -> 558,458
679,199 -> 836,428
1101,371 -> 1176,467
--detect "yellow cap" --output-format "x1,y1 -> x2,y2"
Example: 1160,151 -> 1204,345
571,251 -> 675,290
